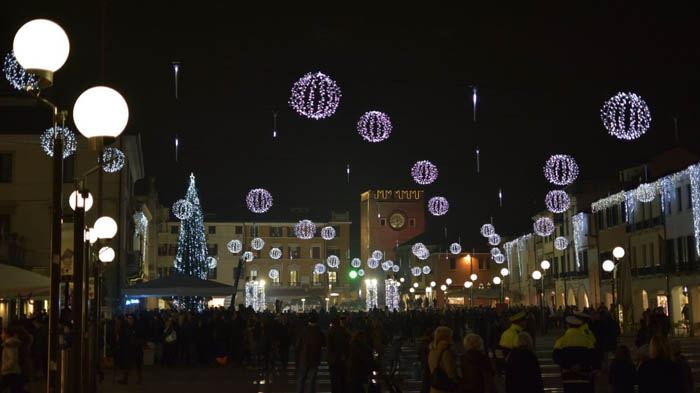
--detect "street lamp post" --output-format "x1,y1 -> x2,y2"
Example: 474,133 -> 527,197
532,270 -> 543,329
464,281 -> 473,307
493,276 -> 502,303
540,260 -> 550,334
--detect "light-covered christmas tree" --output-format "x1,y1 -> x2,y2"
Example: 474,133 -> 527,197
174,173 -> 209,310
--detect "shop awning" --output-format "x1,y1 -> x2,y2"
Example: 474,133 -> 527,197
0,264 -> 49,298
122,275 -> 235,298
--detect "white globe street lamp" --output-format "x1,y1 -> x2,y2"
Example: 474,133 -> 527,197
602,259 -> 615,272
93,216 -> 117,239
413,282 -> 419,288
440,284 -> 447,291
409,288 -> 415,293
445,278 -> 452,285
13,19 -> 70,87
464,281 -> 473,288
68,190 -> 93,212
532,270 -> 542,280
500,268 -> 510,276
613,246 -> 626,260
73,86 -> 129,139
430,281 -> 436,287
470,274 -> 477,281
493,276 -> 502,285
540,260 -> 551,270
98,246 -> 115,263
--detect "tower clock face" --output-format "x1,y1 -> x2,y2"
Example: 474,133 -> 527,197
389,212 -> 406,230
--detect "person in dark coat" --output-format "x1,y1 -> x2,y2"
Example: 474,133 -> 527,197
671,340 -> 694,393
637,335 -> 682,393
418,329 -> 433,393
327,316 -> 350,393
460,334 -> 497,393
117,315 -> 144,384
608,345 -> 635,393
506,332 -> 543,393
346,331 -> 374,393
278,314 -> 292,370
296,313 -> 325,393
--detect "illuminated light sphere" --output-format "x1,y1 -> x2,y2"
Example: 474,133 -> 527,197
327,255 -> 340,268
294,219 -> 316,240
430,281 -> 436,287
427,196 -> 449,216
532,270 -> 542,280
207,257 -> 217,269
533,217 -> 555,237
412,243 -> 427,257
40,126 -> 77,159
545,190 -> 571,214
351,258 -> 361,268
227,239 -> 242,254
13,19 -> 70,75
242,251 -> 254,262
422,266 -> 431,275
268,269 -> 279,280
288,71 -> 341,120
385,260 -> 394,268
246,188 -> 273,214
357,111 -> 392,143
544,154 -> 579,186
501,268 -> 510,276
3,51 -> 38,90
93,216 -> 117,239
449,243 -> 462,255
101,147 -> 125,173
554,237 -> 569,251
488,234 -> 501,246
416,247 -> 430,260
269,248 -> 282,260
367,258 -> 379,269
98,246 -> 115,263
251,237 -> 265,251
493,276 -> 502,285
446,278 -> 453,285
349,270 -> 358,279
314,263 -> 326,274
381,262 -> 391,271
491,247 -> 501,256
412,267 -> 422,276
480,224 -> 495,237
601,92 -> 651,140
409,288 -> 415,293
411,160 -> 438,185
464,281 -> 473,288
372,250 -> 384,260
392,265 -> 400,272
172,199 -> 194,220
321,226 -> 336,240
541,260 -> 551,270
613,246 -> 626,259
440,284 -> 447,291
493,254 -> 506,264
358,269 -> 365,277
413,282 -> 419,288
635,183 -> 656,203
73,86 -> 129,138
602,259 -> 615,272
68,190 -> 93,212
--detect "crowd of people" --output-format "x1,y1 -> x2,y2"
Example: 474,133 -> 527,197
0,303 -> 695,393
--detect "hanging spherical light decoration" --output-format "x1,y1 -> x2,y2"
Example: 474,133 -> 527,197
40,126 -> 77,159
251,237 -> 265,251
544,154 -> 579,186
321,226 -> 336,240
392,265 -> 400,273
327,255 -> 340,268
385,260 -> 394,268
480,224 -> 495,237
227,239 -> 242,254
416,248 -> 430,261
358,269 -> 365,277
601,92 -> 651,140
427,196 -> 449,216
246,188 -> 273,214
554,237 -> 569,250
422,266 -> 431,275
372,250 -> 384,260
172,199 -> 194,220
381,262 -> 391,271
351,258 -> 362,268
242,251 -> 254,262
294,219 -> 316,240
269,247 -> 282,260
3,51 -> 37,91
412,243 -> 427,257
488,234 -> 501,246
314,263 -> 326,274
357,111 -> 392,142
288,71 -> 341,120
367,258 -> 379,269
534,217 -> 555,237
207,257 -> 217,269
493,254 -> 506,264
268,269 -> 279,280
411,160 -> 438,185
449,243 -> 462,255
411,267 -> 422,276
101,147 -> 126,173
545,190 -> 571,214
490,247 -> 501,256
635,183 -> 656,203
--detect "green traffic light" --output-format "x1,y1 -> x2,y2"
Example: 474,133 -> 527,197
349,270 -> 358,279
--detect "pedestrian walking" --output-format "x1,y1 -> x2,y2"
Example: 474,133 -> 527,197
459,333 -> 496,393
347,331 -> 374,393
553,316 -> 596,393
608,345 -> 635,393
428,326 -> 458,393
327,316 -> 350,393
296,313 -> 325,393
0,326 -> 26,393
505,332 -> 543,393
671,340 -> 693,393
637,335 -> 682,393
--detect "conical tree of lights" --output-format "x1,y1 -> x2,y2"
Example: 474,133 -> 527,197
174,173 -> 209,310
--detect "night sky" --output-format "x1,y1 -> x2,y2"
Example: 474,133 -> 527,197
2,4 -> 700,254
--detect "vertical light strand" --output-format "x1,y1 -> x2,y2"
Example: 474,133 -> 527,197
689,164 -> 700,257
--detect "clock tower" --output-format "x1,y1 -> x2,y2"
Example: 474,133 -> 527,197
360,189 -> 426,267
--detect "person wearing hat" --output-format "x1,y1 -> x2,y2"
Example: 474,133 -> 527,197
499,311 -> 526,352
574,311 -> 596,347
553,316 -> 596,393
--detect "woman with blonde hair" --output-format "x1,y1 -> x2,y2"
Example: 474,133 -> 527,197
459,334 -> 496,393
428,326 -> 458,393
637,335 -> 682,393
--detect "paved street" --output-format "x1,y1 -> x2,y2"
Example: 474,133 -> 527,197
26,332 -> 700,393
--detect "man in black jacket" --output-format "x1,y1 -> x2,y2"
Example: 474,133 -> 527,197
327,316 -> 350,393
296,313 -> 325,393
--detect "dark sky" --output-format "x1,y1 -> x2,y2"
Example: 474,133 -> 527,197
2,4 -> 700,253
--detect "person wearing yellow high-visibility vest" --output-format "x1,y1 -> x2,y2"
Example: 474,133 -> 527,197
553,316 -> 596,393
499,311 -> 526,352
